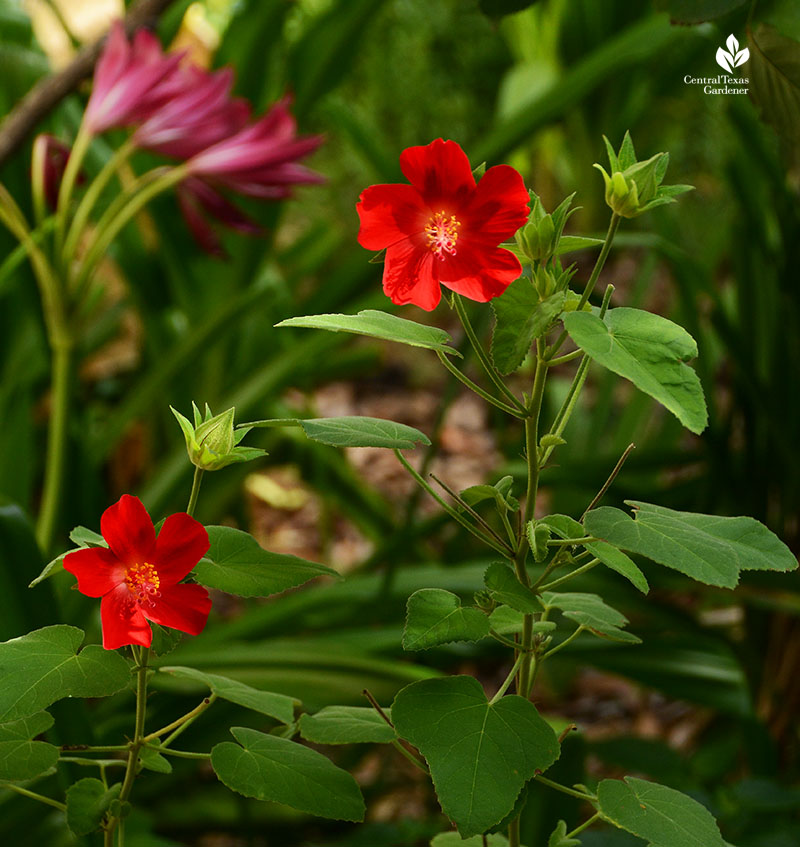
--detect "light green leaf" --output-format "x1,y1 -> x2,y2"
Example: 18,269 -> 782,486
491,281 -> 566,374
541,592 -> 640,643
276,310 -> 458,355
0,626 -> 131,722
563,308 -> 707,434
403,589 -> 489,650
139,745 -> 172,774
299,706 -> 396,744
392,676 -> 560,837
211,727 -> 365,821
299,416 -> 430,449
461,476 -> 519,512
0,736 -> 58,781
584,501 -> 797,589
541,514 -> 649,593
66,778 -> 121,836
69,526 -> 107,547
598,776 -> 727,847
431,834 -> 510,846
556,235 -> 604,255
0,710 -> 53,741
548,820 -> 581,847
488,605 -> 525,635
484,562 -> 540,613
194,526 -> 338,598
159,666 -> 297,724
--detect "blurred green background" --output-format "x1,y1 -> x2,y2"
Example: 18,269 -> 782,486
0,0 -> 798,844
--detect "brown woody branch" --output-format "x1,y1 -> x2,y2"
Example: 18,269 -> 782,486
0,0 -> 179,168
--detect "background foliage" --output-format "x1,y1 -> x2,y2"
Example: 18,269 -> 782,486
0,0 -> 798,844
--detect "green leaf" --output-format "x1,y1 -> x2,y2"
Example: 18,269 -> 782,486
138,745 -> 173,774
392,676 -> 560,837
541,514 -> 649,593
548,820 -> 581,847
0,711 -> 53,741
541,592 -> 640,643
654,0 -> 748,23
555,235 -> 604,255
748,24 -> 800,154
66,778 -> 121,836
299,416 -> 431,449
211,726 -> 365,821
403,589 -> 489,650
484,562 -> 540,613
461,476 -> 519,512
563,308 -> 707,434
584,501 -> 798,589
193,526 -> 338,598
298,706 -> 396,744
276,310 -> 458,355
0,739 -> 57,781
431,833 -> 510,846
69,526 -> 107,547
491,281 -> 566,374
0,626 -> 131,722
488,605 -> 526,635
598,776 -> 727,847
159,666 -> 297,724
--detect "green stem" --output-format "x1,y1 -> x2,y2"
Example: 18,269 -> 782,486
581,442 -> 635,520
508,817 -> 521,847
436,350 -> 525,417
548,536 -> 597,546
144,694 -> 217,746
540,625 -> 586,660
454,295 -> 527,413
155,748 -> 210,760
391,739 -> 429,773
394,449 -> 513,556
546,348 -> 583,367
0,782 -> 66,811
534,774 -> 596,802
59,757 -> 127,767
566,812 -> 602,839
63,138 -> 136,268
186,466 -> 204,518
490,652 -> 526,704
539,559 -> 600,591
55,124 -> 92,254
429,472 -> 511,551
36,337 -> 74,552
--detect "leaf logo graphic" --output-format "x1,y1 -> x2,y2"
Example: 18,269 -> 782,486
716,34 -> 749,74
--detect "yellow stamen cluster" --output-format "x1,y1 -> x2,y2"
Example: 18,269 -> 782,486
125,561 -> 161,606
425,210 -> 460,259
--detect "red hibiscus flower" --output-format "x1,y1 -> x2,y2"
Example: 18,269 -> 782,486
356,138 -> 530,311
63,495 -> 211,650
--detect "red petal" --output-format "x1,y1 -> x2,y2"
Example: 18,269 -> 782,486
177,187 -> 225,256
142,583 -> 211,636
464,164 -> 530,242
383,239 -> 441,311
357,184 -> 426,250
439,244 -> 522,302
100,495 -> 156,566
100,585 -> 152,649
399,139 -> 475,203
63,547 -> 124,597
153,513 -> 210,583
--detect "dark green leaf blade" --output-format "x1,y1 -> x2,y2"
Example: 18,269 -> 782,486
300,417 -> 430,449
299,706 -> 396,744
276,310 -> 457,354
584,502 -> 797,588
0,626 -> 131,722
403,589 -> 490,650
431,834 -> 509,846
211,727 -> 365,821
484,562 -> 540,613
392,676 -> 560,837
563,308 -> 707,434
491,281 -> 565,375
541,592 -> 640,643
598,776 -> 727,847
159,666 -> 297,724
66,778 -> 122,836
194,527 -> 338,598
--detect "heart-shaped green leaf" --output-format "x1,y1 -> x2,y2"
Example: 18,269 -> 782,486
584,501 -> 797,588
563,308 -> 707,434
598,776 -> 726,847
194,527 -> 338,598
392,676 -> 560,837
0,626 -> 131,722
211,727 -> 365,821
403,589 -> 489,650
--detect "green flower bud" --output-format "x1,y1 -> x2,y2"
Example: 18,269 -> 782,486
514,191 -> 576,264
474,589 -> 496,611
171,403 -> 267,472
526,519 -> 552,563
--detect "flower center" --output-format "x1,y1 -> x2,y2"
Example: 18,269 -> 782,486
125,561 -> 161,606
424,210 -> 460,259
